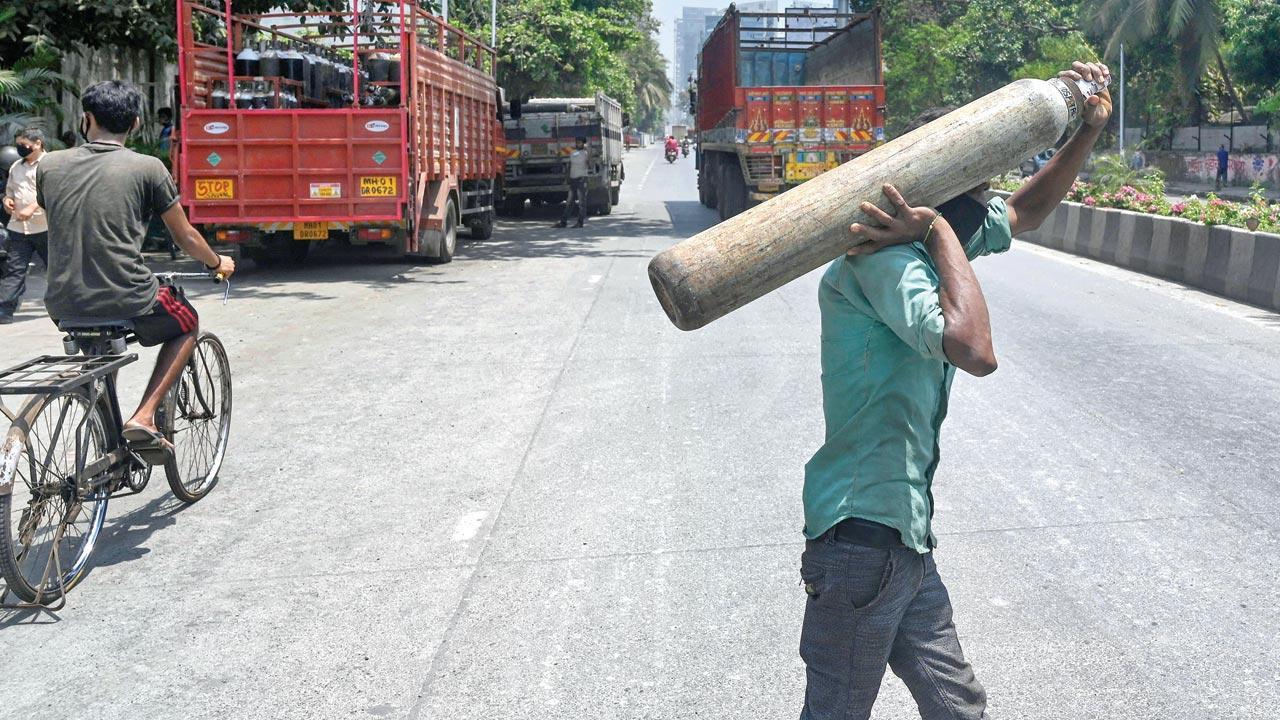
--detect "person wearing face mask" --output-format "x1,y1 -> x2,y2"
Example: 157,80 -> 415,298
0,128 -> 49,323
35,80 -> 236,462
797,61 -> 1111,720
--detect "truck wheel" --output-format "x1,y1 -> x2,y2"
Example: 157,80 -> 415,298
703,158 -> 719,210
468,210 -> 494,240
436,198 -> 458,263
719,165 -> 745,220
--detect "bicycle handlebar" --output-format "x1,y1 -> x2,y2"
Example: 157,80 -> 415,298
154,271 -> 232,304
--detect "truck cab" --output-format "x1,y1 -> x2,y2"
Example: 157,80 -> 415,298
498,94 -> 624,216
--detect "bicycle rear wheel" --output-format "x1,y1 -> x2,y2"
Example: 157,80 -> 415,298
0,389 -> 111,604
163,332 -> 232,503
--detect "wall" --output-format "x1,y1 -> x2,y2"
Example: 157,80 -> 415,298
1143,151 -> 1279,188
998,192 -> 1280,311
45,45 -> 177,141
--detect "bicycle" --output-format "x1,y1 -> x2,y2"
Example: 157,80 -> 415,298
0,272 -> 232,608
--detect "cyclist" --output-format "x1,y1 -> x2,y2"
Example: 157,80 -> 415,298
36,80 -> 236,464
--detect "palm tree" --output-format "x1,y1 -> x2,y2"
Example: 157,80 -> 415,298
0,66 -> 74,137
624,33 -> 671,133
1083,0 -> 1247,121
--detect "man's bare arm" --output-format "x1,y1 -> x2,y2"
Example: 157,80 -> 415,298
1007,61 -> 1112,235
848,185 -> 997,377
160,203 -> 236,277
926,216 -> 997,376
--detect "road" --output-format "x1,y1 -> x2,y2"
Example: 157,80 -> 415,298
1,144 -> 1278,719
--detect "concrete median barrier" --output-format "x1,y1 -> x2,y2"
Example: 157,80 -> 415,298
996,191 -> 1280,311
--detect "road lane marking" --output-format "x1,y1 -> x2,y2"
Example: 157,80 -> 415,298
451,511 -> 488,541
636,151 -> 660,192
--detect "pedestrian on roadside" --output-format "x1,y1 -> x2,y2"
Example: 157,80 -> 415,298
1130,149 -> 1145,170
157,107 -> 174,154
0,128 -> 50,324
1215,144 -> 1229,190
798,60 -> 1112,720
556,136 -> 589,229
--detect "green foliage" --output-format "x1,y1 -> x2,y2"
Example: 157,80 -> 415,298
0,46 -> 76,137
494,0 -> 666,132
881,0 -> 1093,133
1014,33 -> 1100,81
882,23 -> 958,132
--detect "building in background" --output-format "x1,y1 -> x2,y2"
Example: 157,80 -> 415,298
672,6 -> 720,126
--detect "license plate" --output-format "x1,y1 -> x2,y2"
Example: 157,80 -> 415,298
194,178 -> 235,200
293,222 -> 329,240
785,162 -> 826,183
359,176 -> 398,197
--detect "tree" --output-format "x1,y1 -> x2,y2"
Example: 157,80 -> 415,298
882,23 -> 959,132
622,31 -> 671,133
1082,0 -> 1248,120
1224,0 -> 1280,116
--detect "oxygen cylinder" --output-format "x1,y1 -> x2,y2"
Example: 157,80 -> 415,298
647,76 -> 1108,331
259,43 -> 280,79
234,45 -> 260,77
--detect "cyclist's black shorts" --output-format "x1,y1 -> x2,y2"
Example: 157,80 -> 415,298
132,285 -> 198,347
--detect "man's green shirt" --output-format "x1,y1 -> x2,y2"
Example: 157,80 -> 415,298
804,197 -> 1013,553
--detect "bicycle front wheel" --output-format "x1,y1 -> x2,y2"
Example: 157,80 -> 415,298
164,332 -> 232,503
0,389 -> 111,604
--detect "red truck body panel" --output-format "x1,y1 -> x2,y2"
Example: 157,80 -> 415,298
175,0 -> 499,241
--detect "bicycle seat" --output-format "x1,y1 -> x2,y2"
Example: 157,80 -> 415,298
57,318 -> 136,335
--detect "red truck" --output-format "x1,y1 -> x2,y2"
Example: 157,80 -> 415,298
174,0 -> 502,265
693,7 -> 885,220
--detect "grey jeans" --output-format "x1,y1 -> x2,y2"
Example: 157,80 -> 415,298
799,532 -> 988,719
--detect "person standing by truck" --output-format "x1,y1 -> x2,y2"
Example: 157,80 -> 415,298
0,128 -> 49,324
556,136 -> 589,229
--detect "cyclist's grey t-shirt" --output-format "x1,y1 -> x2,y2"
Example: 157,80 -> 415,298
36,142 -> 179,319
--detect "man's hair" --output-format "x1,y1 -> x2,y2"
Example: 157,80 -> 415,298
902,106 -> 956,136
157,106 -> 173,121
575,136 -> 586,143
15,127 -> 45,145
81,80 -> 144,134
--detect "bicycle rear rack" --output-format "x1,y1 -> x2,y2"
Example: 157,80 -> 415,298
0,355 -> 138,396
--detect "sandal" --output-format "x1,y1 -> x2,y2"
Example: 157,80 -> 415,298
122,425 -> 174,466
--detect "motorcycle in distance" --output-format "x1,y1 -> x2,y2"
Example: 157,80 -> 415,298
681,140 -> 690,157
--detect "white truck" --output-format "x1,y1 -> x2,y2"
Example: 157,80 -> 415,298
499,92 -> 625,216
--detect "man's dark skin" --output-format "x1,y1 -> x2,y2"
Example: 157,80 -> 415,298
79,110 -> 237,444
845,61 -> 1112,376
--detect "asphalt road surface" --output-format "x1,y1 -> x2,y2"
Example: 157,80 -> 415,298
2,144 -> 1278,719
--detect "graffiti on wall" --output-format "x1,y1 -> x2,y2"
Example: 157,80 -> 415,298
1183,154 -> 1279,185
